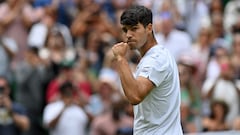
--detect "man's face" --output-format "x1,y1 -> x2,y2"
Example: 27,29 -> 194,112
161,18 -> 173,36
121,23 -> 149,50
0,79 -> 9,96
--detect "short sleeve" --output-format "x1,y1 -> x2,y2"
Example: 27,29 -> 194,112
12,103 -> 27,115
137,56 -> 170,87
43,102 -> 64,126
201,78 -> 216,95
2,37 -> 18,53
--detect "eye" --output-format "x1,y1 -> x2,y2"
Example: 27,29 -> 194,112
122,27 -> 127,33
131,27 -> 138,31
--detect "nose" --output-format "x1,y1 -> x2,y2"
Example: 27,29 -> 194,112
126,30 -> 133,39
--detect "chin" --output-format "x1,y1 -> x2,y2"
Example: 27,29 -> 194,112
129,45 -> 136,50
129,47 -> 136,50
128,43 -> 137,49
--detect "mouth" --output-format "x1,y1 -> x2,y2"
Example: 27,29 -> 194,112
127,40 -> 135,44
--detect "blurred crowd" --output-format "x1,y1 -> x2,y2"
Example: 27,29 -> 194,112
0,0 -> 240,135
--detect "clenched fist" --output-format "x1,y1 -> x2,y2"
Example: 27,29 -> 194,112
112,42 -> 129,61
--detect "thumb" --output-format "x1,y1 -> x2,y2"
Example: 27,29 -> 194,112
123,42 -> 130,50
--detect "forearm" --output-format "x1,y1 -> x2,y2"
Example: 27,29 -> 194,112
115,57 -> 142,104
48,108 -> 65,128
0,12 -> 18,27
21,14 -> 33,29
206,83 -> 217,99
12,113 -> 30,131
1,41 -> 15,58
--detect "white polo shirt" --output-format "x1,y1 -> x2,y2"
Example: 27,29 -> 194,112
43,101 -> 88,135
133,45 -> 183,135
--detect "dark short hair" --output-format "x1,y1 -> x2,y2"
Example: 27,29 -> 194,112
28,46 -> 39,56
59,81 -> 75,96
120,5 -> 152,27
210,100 -> 229,121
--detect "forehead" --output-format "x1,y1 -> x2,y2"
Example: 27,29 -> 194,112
121,23 -> 142,29
0,78 -> 7,86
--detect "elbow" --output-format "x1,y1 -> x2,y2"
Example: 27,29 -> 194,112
128,96 -> 143,105
22,124 -> 30,132
21,117 -> 30,131
48,121 -> 57,129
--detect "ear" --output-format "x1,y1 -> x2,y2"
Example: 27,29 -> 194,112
146,23 -> 153,34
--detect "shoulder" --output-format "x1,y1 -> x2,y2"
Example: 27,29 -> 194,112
44,101 -> 63,111
142,45 -> 172,70
12,102 -> 27,115
171,30 -> 191,42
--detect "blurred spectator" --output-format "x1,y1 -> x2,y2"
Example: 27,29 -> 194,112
0,0 -> 43,62
46,60 -> 90,104
89,96 -> 133,135
32,0 -> 78,27
71,1 -> 118,49
43,81 -> 88,135
155,10 -> 191,61
98,49 -> 121,92
139,0 -> 187,30
202,100 -> 229,132
83,31 -> 105,77
178,59 -> 201,133
0,24 -> 18,82
180,102 -> 197,134
231,18 -> 240,35
202,57 -> 240,126
230,33 -> 240,80
185,0 -> 210,40
70,1 -> 102,38
224,0 -> 240,33
39,29 -> 76,78
14,47 -> 49,135
72,51 -> 93,103
85,72 -> 120,117
206,45 -> 229,80
110,0 -> 133,22
28,6 -> 73,48
211,13 -> 226,43
209,0 -> 224,15
0,76 -> 30,135
157,0 -> 183,30
190,26 -> 212,86
53,0 -> 77,27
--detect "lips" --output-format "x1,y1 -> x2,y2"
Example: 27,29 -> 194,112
127,40 -> 135,44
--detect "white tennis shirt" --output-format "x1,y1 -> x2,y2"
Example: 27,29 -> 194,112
133,45 -> 183,135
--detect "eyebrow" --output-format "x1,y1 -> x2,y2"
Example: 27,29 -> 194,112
122,27 -> 127,32
122,24 -> 139,31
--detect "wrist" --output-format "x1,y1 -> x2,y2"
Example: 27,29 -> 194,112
115,55 -> 125,62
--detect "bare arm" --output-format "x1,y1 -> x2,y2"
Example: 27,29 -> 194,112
0,39 -> 15,58
3,96 -> 29,131
112,43 -> 154,105
0,0 -> 24,27
204,79 -> 218,99
0,9 -> 18,27
48,108 -> 65,128
12,113 -> 30,131
47,98 -> 72,128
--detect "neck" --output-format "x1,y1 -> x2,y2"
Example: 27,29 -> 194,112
139,35 -> 157,56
